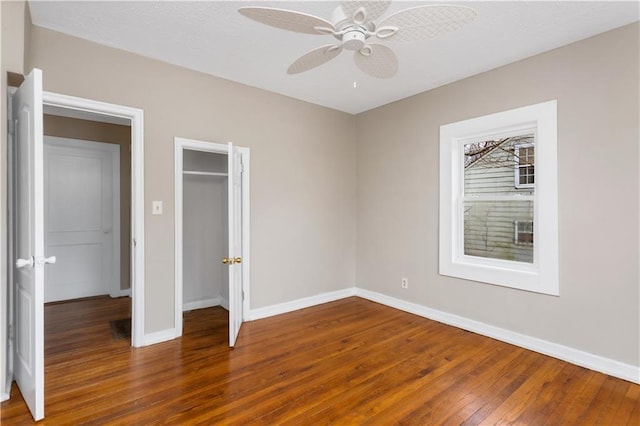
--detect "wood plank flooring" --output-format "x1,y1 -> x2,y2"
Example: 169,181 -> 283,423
1,296 -> 638,424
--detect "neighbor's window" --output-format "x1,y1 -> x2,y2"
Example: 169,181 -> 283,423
439,100 -> 558,295
514,220 -> 534,245
515,144 -> 535,188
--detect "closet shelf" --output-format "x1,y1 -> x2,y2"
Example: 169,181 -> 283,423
183,170 -> 228,177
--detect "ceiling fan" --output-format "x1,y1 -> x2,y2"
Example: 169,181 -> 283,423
239,1 -> 477,79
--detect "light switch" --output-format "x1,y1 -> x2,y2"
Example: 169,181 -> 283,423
152,201 -> 163,215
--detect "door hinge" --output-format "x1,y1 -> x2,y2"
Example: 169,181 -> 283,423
8,324 -> 14,342
7,119 -> 15,135
242,291 -> 245,301
133,238 -> 137,247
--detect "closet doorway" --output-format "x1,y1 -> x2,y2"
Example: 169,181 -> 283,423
174,138 -> 250,347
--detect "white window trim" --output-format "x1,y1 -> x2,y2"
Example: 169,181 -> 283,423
514,143 -> 535,189
439,100 -> 559,296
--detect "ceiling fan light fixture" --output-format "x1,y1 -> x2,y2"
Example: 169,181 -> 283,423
342,29 -> 366,51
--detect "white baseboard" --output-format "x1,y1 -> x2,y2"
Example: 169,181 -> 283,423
110,288 -> 131,298
143,328 -> 178,346
1,391 -> 9,402
183,297 -> 220,312
220,296 -> 229,311
137,286 -> 638,383
355,288 -> 640,384
248,288 -> 356,321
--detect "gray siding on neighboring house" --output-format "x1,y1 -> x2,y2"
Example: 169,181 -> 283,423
464,137 -> 534,263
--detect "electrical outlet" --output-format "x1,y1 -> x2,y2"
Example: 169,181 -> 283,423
401,277 -> 409,289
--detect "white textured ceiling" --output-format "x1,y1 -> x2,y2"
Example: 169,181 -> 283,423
28,1 -> 639,114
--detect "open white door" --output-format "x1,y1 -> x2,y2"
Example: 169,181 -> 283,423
227,142 -> 243,347
11,69 -> 50,421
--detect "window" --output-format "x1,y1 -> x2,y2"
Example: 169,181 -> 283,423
515,144 -> 535,188
463,134 -> 535,264
514,220 -> 533,245
439,100 -> 559,295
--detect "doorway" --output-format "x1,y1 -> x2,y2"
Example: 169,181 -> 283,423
40,91 -> 145,347
174,137 -> 250,347
182,149 -> 228,312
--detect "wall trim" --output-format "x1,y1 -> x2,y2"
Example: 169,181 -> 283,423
110,288 -> 131,298
355,288 -> 639,384
220,296 -> 229,311
145,285 -> 640,382
143,328 -> 178,346
1,391 -> 9,402
183,297 -> 220,312
42,90 -> 145,348
248,288 -> 356,321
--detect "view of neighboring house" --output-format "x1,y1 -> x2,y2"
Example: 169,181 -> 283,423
463,134 -> 535,263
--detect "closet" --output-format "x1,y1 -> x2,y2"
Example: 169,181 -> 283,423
182,150 -> 229,311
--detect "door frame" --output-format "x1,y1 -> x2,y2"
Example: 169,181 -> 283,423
174,137 -> 250,338
39,91 -> 145,347
44,136 -> 122,301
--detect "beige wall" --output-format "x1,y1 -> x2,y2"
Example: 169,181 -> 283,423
43,115 -> 132,291
28,26 -> 357,333
355,23 -> 639,366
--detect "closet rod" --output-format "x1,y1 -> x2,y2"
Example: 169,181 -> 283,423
183,170 -> 228,177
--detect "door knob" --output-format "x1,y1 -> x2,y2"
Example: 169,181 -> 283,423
37,256 -> 57,266
222,257 -> 231,264
234,257 -> 242,264
16,257 -> 34,269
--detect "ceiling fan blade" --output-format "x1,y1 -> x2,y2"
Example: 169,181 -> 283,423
239,7 -> 336,35
353,43 -> 397,79
288,45 -> 343,75
377,5 -> 477,42
341,1 -> 391,22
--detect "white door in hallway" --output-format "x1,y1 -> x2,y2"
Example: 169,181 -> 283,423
11,68 -> 48,421
43,137 -> 120,302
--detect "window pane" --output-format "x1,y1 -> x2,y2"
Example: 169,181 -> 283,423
465,134 -> 535,196
519,165 -> 535,185
515,220 -> 534,244
464,200 -> 533,263
519,146 -> 534,165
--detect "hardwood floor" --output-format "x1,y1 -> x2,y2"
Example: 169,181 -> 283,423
2,296 -> 638,424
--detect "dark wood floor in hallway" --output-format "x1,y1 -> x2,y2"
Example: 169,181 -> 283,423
2,296 -> 638,424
